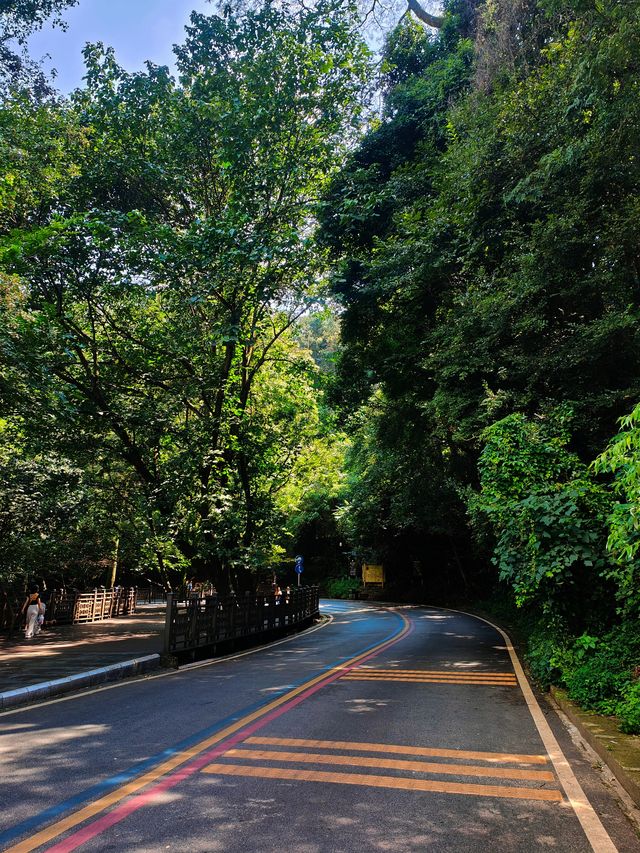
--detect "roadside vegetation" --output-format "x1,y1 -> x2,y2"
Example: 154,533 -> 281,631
1,0 -> 639,730
321,0 -> 640,732
0,0 -> 371,598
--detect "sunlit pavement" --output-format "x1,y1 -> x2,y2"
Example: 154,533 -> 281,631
0,606 -> 164,692
1,601 -> 638,852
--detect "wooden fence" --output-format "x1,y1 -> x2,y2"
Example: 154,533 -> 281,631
46,587 -> 137,624
135,585 -> 168,605
164,586 -> 320,655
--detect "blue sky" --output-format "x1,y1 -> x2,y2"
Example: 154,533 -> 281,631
29,0 -> 214,93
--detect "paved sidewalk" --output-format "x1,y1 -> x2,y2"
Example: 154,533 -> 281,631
0,604 -> 166,709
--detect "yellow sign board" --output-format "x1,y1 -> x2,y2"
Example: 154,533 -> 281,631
362,564 -> 384,584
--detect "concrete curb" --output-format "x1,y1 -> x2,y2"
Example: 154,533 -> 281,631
550,686 -> 640,808
0,654 -> 161,712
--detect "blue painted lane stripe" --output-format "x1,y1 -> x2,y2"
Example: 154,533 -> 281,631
0,608 -> 405,847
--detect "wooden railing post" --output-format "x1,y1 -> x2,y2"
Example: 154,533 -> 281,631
188,597 -> 199,648
229,594 -> 237,640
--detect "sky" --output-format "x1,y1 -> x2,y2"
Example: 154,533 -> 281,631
28,0 -> 214,93
27,0 -> 445,93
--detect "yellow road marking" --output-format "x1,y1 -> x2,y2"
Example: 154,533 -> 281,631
246,737 -> 549,765
355,669 -> 515,678
5,613 -> 412,853
342,674 -> 516,685
343,672 -> 516,680
223,748 -> 556,781
202,763 -> 563,801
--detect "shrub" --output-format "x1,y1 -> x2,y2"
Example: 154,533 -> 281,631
325,576 -> 361,598
618,682 -> 640,735
564,646 -> 631,716
593,402 -> 640,615
552,621 -> 640,722
524,618 -> 640,733
526,630 -> 565,690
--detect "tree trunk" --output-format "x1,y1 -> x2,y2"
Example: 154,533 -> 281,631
109,536 -> 120,588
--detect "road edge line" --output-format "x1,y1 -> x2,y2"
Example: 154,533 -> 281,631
445,606 -> 618,853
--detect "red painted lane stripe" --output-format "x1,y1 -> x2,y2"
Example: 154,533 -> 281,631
46,615 -> 413,852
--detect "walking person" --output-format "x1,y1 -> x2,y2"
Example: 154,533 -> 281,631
21,585 -> 44,639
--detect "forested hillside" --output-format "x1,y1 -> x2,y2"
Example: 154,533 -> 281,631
1,0 -> 639,728
321,0 -> 640,731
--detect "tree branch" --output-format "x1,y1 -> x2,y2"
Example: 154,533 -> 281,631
406,0 -> 444,29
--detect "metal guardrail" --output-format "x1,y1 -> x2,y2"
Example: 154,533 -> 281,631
164,586 -> 320,654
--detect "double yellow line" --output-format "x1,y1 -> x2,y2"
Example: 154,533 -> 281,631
341,667 -> 518,686
202,735 -> 561,802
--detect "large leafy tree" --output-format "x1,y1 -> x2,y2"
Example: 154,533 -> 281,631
321,0 -> 640,604
427,0 -> 640,452
319,1 -> 476,593
1,1 -> 370,590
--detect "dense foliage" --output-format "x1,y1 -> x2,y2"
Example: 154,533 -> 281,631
1,0 -> 639,729
0,0 -> 78,96
0,0 -> 369,595
322,0 -> 640,729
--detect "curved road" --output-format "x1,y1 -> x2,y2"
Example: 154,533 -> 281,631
0,601 -> 638,852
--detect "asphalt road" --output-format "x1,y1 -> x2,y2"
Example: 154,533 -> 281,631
1,601 -> 638,852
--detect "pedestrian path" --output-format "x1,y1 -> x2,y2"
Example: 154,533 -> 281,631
0,604 -> 165,708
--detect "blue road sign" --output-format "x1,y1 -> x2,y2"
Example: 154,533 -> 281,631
295,556 -> 304,574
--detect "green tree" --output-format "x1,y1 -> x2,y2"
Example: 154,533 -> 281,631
321,0 -> 640,607
319,2 -> 476,592
471,411 -> 612,627
594,402 -> 640,615
0,1 -> 371,590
